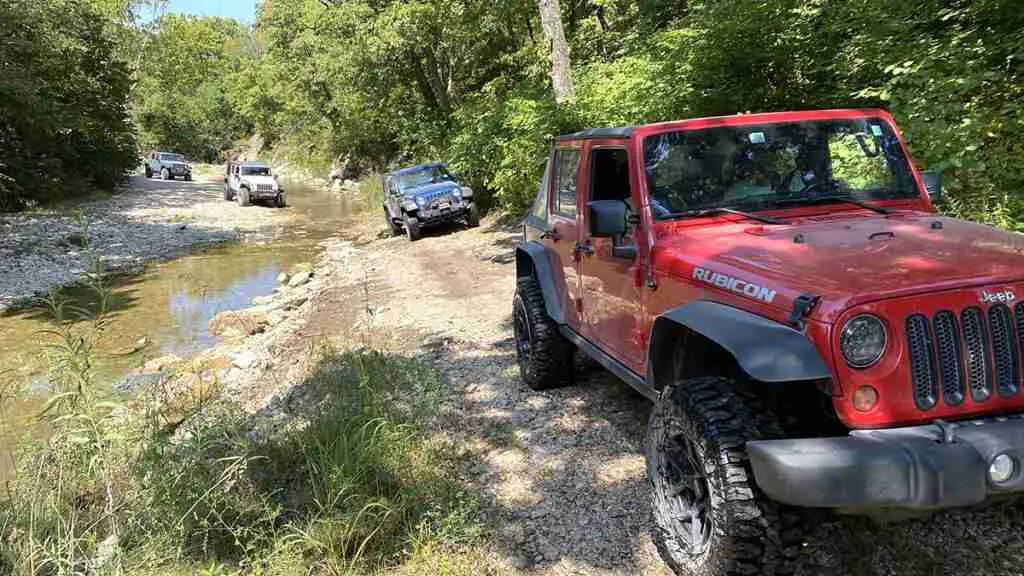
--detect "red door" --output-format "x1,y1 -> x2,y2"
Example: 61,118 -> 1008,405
546,146 -> 584,330
578,144 -> 646,373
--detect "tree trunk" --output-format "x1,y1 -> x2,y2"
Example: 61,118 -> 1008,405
536,0 -> 575,104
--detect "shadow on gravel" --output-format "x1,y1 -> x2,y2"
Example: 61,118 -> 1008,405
423,329 -> 1024,576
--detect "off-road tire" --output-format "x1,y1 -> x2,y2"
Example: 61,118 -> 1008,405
184,174 -> 192,182
404,215 -> 421,241
223,185 -> 232,201
237,187 -> 250,207
466,202 -> 481,228
385,207 -> 402,236
160,167 -> 171,180
647,376 -> 804,576
145,166 -> 153,178
275,194 -> 286,208
513,275 -> 574,390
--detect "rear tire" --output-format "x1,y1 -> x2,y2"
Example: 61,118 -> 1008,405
237,187 -> 250,207
385,207 -> 402,236
512,275 -> 574,390
647,377 -> 804,576
404,215 -> 421,241
466,202 -> 481,228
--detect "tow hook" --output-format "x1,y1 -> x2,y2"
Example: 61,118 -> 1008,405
934,419 -> 958,444
788,293 -> 820,330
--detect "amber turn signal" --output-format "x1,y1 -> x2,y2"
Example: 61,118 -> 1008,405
852,385 -> 879,412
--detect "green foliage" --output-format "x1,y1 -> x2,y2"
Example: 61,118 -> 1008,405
232,0 -> 1024,219
133,14 -> 256,161
0,0 -> 138,211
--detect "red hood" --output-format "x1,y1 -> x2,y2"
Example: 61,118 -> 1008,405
653,210 -> 1024,323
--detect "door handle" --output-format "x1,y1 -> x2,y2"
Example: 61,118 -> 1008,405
574,242 -> 594,256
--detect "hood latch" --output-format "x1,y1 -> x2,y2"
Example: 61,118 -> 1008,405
788,293 -> 821,331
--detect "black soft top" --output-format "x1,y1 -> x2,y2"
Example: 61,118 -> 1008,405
555,127 -> 635,141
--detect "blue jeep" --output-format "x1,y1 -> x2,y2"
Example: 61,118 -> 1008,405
382,163 -> 480,241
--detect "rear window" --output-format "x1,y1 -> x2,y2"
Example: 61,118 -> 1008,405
527,151 -> 553,228
553,148 -> 581,218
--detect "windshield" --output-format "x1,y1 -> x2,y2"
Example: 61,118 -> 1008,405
394,165 -> 454,193
241,166 -> 271,176
643,118 -> 918,219
160,153 -> 186,162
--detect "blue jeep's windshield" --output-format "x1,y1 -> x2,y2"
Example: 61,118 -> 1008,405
395,165 -> 454,193
643,118 -> 919,219
160,153 -> 186,162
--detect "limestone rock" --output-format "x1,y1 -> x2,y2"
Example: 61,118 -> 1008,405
209,307 -> 269,339
288,271 -> 312,287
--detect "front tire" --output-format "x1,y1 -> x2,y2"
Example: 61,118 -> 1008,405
184,174 -> 192,181
236,187 -> 250,207
404,215 -> 421,241
223,185 -> 232,201
385,207 -> 402,236
275,194 -> 286,208
466,202 -> 481,228
160,167 -> 171,180
647,377 -> 803,576
145,166 -> 153,178
512,275 -> 573,390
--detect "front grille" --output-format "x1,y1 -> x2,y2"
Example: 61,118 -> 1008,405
906,303 -> 1024,410
257,184 -> 274,193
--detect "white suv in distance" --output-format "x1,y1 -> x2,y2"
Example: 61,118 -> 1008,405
145,151 -> 192,181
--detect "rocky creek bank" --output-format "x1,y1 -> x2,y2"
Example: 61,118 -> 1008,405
0,171 -> 293,314
116,237 -> 358,433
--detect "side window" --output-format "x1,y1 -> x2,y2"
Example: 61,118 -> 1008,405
590,147 -> 635,237
590,148 -> 630,203
553,148 -> 581,218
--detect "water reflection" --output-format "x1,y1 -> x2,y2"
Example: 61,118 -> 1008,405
0,179 -> 350,481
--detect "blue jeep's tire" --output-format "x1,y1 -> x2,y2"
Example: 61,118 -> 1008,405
404,215 -> 421,241
385,207 -> 402,235
466,202 -> 481,228
513,275 -> 573,390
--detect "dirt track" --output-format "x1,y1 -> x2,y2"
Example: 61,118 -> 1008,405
257,213 -> 1024,576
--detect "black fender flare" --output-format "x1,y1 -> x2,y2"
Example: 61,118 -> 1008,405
647,300 -> 831,387
514,241 -> 564,325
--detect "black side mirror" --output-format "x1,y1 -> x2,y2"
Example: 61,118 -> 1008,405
588,200 -> 628,238
921,171 -> 942,202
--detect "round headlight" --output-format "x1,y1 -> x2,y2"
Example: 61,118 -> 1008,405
840,314 -> 887,368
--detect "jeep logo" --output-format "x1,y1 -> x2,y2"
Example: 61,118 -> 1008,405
981,289 -> 1016,304
693,267 -> 777,303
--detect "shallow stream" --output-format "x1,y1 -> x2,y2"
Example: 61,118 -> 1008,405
0,181 -> 355,481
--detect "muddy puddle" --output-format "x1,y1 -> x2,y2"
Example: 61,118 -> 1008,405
0,180 -> 357,481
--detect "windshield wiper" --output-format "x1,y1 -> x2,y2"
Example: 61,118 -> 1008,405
663,207 -> 788,225
774,195 -> 891,215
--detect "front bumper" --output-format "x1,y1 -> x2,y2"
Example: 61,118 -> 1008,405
416,201 -> 471,225
748,415 -> 1024,510
250,188 -> 281,200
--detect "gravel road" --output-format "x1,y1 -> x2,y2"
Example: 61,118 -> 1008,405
212,212 -> 1024,575
0,170 -> 293,313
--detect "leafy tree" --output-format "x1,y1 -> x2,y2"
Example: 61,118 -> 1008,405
0,0 -> 138,210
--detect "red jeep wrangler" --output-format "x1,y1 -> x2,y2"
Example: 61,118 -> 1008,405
512,109 -> 1024,574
